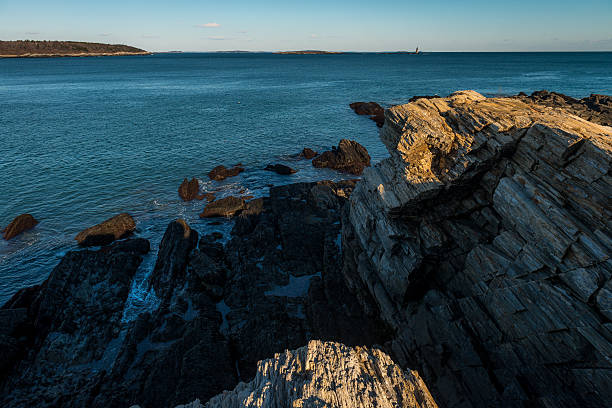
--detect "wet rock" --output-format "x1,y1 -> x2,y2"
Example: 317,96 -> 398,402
0,238 -> 149,407
208,165 -> 245,181
312,139 -> 371,175
199,340 -> 438,408
75,213 -> 136,247
344,90 -> 612,407
200,196 -> 246,218
264,163 -> 297,175
202,192 -> 216,202
349,101 -> 385,127
300,147 -> 318,159
178,177 -> 204,201
2,214 -> 38,240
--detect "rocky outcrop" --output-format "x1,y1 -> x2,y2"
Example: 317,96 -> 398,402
200,196 -> 246,218
179,177 -> 206,201
75,213 -> 136,246
300,147 -> 318,159
0,238 -> 150,406
312,139 -> 371,175
2,214 -> 38,240
264,163 -> 297,175
350,101 -> 385,127
192,340 -> 437,408
208,165 -> 245,181
344,90 -> 612,407
516,90 -> 612,126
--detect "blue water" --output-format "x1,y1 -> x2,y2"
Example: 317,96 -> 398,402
1,52 -> 612,305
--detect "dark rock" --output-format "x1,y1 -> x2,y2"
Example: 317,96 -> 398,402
349,101 -> 385,128
200,196 -> 246,218
408,94 -> 440,103
74,213 -> 136,247
264,164 -> 298,175
202,192 -> 216,202
2,214 -> 38,240
300,148 -> 318,159
178,177 -> 204,201
208,165 -> 245,181
312,139 -> 371,175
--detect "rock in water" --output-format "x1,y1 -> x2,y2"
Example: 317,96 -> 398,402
312,139 -> 371,175
349,101 -> 385,127
264,163 -> 297,175
195,340 -> 437,408
74,213 -> 136,246
208,165 -> 245,181
345,90 -> 612,407
300,147 -> 318,159
200,196 -> 246,218
2,214 -> 38,240
178,177 -> 202,201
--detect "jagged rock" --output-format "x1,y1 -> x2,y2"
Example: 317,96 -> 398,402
75,213 -> 136,247
189,340 -> 437,408
349,101 -> 385,127
0,239 -> 149,407
179,177 -> 205,201
300,147 -> 318,159
200,196 -> 246,218
312,139 -> 371,175
203,192 -> 216,202
208,165 -> 245,181
408,95 -> 440,103
344,90 -> 612,407
516,90 -> 612,126
2,214 -> 38,240
264,164 -> 297,175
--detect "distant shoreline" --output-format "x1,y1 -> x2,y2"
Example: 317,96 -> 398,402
0,51 -> 151,59
0,40 -> 150,59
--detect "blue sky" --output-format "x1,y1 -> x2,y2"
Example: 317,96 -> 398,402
1,0 -> 611,51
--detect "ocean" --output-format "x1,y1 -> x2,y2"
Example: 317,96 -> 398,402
1,51 -> 612,305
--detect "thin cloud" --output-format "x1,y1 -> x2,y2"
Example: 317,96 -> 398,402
141,34 -> 159,39
25,31 -> 40,35
310,34 -> 318,38
98,33 -> 112,37
208,36 -> 231,40
198,22 -> 221,28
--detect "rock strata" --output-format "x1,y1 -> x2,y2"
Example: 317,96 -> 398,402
344,90 -> 612,407
200,196 -> 246,218
195,340 -> 437,408
208,165 -> 245,181
264,163 -> 297,175
2,214 -> 38,240
74,212 -> 136,246
312,139 -> 371,175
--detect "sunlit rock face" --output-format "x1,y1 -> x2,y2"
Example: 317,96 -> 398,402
344,91 -> 612,407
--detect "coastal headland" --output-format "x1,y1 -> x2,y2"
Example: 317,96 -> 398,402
0,40 -> 151,58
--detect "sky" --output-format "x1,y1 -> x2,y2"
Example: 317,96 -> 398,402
1,0 -> 611,52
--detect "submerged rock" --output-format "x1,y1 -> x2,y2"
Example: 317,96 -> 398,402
2,214 -> 38,240
264,163 -> 297,175
198,340 -> 437,408
74,212 -> 136,247
312,139 -> 371,175
178,177 -> 204,201
345,90 -> 612,407
200,196 -> 246,218
300,147 -> 317,159
208,165 -> 245,181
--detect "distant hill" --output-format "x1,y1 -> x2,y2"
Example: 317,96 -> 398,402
0,40 -> 150,58
274,50 -> 343,55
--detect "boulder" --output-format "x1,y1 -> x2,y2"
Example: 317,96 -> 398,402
199,196 -> 246,218
74,213 -> 136,247
208,165 -> 244,181
300,147 -> 317,159
349,101 -> 385,127
200,341 -> 437,408
264,164 -> 297,175
178,177 -> 203,201
2,214 -> 38,240
312,139 -> 371,175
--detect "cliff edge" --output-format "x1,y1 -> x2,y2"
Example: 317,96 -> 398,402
344,90 -> 612,407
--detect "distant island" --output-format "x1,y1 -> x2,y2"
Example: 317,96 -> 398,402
274,50 -> 344,55
0,40 -> 151,58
